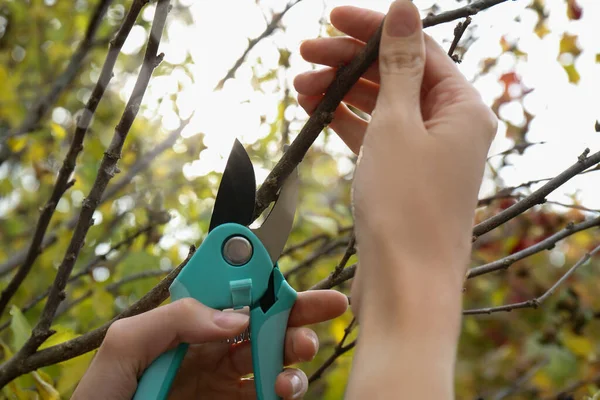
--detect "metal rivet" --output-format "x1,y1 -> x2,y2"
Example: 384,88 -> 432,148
223,236 -> 253,266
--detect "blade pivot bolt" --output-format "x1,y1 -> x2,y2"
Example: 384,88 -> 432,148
223,236 -> 253,266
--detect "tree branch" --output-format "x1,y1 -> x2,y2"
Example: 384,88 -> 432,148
311,263 -> 356,291
0,0 -> 151,317
473,149 -> 600,240
0,223 -> 156,333
468,216 -> 600,279
253,0 -> 512,220
106,270 -> 169,294
309,318 -> 356,384
214,0 -> 304,90
15,0 -> 170,357
0,246 -> 195,387
463,244 -> 600,315
448,17 -> 472,62
284,237 -> 350,278
5,0 -> 113,138
0,118 -> 189,277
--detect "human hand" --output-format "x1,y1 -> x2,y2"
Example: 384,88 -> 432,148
294,1 -> 497,305
72,290 -> 348,400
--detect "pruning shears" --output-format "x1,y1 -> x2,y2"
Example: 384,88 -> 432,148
132,139 -> 299,400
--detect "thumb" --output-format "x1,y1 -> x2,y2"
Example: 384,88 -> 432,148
73,299 -> 249,399
378,0 -> 425,113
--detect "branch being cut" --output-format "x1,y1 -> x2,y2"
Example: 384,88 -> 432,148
0,246 -> 195,388
5,0 -> 113,139
0,0 -> 151,317
214,0 -> 304,90
253,0 -> 512,219
14,0 -> 170,358
463,244 -> 600,315
468,216 -> 600,279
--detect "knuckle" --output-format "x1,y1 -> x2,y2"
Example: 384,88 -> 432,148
171,297 -> 200,317
379,50 -> 423,76
103,319 -> 129,351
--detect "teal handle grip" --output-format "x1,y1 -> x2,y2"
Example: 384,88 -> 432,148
250,267 -> 298,400
132,343 -> 188,400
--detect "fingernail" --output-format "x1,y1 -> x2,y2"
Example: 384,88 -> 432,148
386,0 -> 419,37
289,373 -> 303,398
213,311 -> 249,329
307,331 -> 319,355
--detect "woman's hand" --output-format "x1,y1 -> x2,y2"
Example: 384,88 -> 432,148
294,1 -> 497,398
72,290 -> 348,400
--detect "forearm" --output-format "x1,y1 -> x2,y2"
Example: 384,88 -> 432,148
346,232 -> 466,399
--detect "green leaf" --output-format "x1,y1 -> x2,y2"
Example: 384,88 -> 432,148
10,306 -> 32,352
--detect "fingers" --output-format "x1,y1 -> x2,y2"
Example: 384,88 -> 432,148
236,368 -> 308,400
299,38 -> 380,84
228,326 -> 320,377
73,299 -> 250,399
330,5 -> 385,43
298,94 -> 367,154
377,0 -> 426,115
275,368 -> 309,399
294,70 -> 379,113
288,290 -> 349,326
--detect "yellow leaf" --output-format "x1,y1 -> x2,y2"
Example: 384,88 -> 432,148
562,330 -> 594,357
562,64 -> 580,84
56,352 -> 94,395
531,369 -> 554,391
6,137 -> 28,153
330,318 -> 347,342
50,123 -> 66,140
39,325 -> 77,350
32,371 -> 60,400
559,33 -> 582,57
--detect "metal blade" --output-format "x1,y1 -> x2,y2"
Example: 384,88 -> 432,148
251,168 -> 298,264
208,139 -> 256,232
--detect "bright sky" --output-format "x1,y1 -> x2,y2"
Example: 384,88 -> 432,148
119,0 -> 600,211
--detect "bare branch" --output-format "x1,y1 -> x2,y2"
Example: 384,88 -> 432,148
106,270 -> 168,294
473,149 -> 600,240
309,318 -> 357,384
311,263 -> 356,291
468,216 -> 600,279
253,0 -> 512,220
448,17 -> 472,63
463,244 -> 600,315
0,246 -> 194,388
0,119 -> 190,277
15,0 -> 170,357
284,237 -> 350,278
0,0 -> 151,317
214,0 -> 303,90
492,358 -> 549,400
0,224 -> 155,333
549,372 -> 600,400
4,0 -> 114,139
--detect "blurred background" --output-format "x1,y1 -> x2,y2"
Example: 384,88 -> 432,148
0,0 -> 599,398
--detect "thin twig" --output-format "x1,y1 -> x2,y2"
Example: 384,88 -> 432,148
0,224 -> 155,333
253,0 -> 513,220
0,119 -> 189,277
311,263 -> 356,290
0,0 -> 150,318
473,149 -> 600,240
549,372 -> 600,400
284,237 -> 350,278
4,0 -> 113,139
106,270 -> 169,294
463,244 -> 600,315
447,17 -> 472,62
468,216 -> 600,278
214,0 -> 304,90
493,358 -> 549,400
17,0 -> 170,356
309,318 -> 357,383
0,246 -> 195,387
